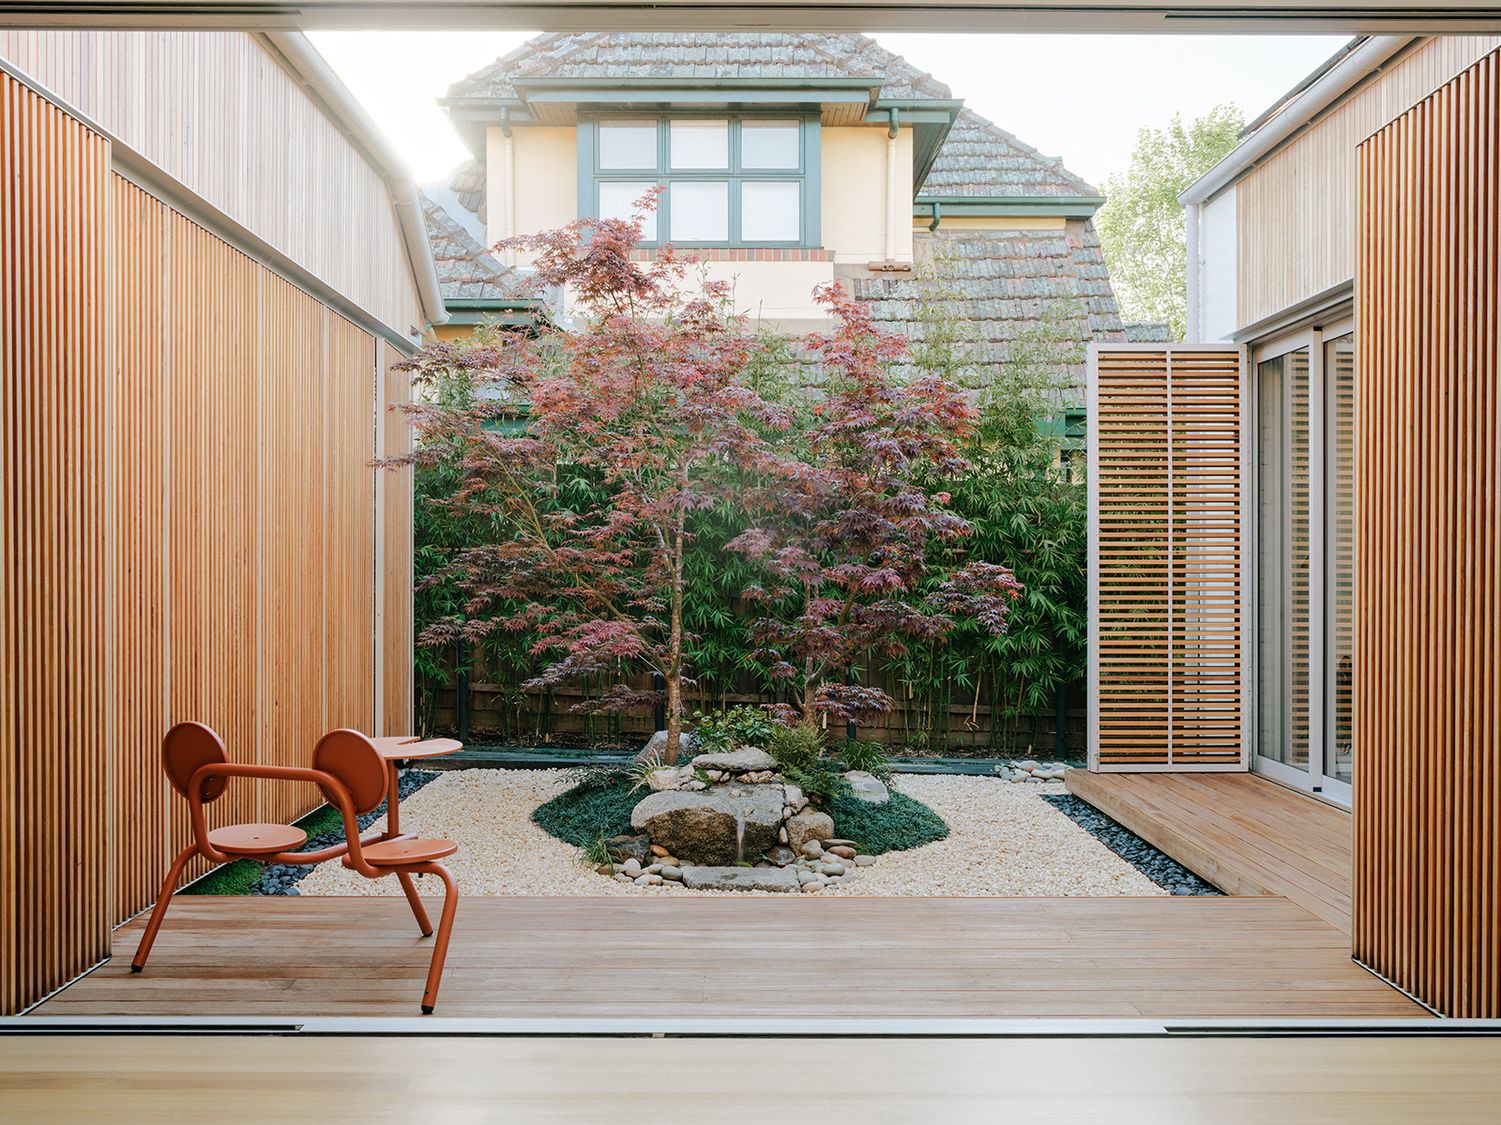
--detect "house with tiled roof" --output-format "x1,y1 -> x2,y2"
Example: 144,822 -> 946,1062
431,32 -> 1125,397
421,194 -> 545,339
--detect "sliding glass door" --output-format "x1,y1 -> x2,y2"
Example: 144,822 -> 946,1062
1253,322 -> 1354,804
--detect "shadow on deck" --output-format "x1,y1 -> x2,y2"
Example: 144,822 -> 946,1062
26,893 -> 1422,1020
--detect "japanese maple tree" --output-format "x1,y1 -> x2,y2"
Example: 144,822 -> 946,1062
395,197 -> 797,763
728,284 -> 1023,728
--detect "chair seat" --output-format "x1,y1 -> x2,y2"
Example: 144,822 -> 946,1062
208,823 -> 307,856
360,837 -> 458,867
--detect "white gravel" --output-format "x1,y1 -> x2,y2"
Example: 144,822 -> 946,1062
294,769 -> 1163,898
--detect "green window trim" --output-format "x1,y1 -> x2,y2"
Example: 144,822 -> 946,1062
577,113 -> 822,250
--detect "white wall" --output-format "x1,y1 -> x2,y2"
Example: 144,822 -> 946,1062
1195,185 -> 1238,342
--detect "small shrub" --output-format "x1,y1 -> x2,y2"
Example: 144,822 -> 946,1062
532,774 -> 637,846
626,756 -> 665,793
766,723 -> 824,774
780,761 -> 848,808
834,738 -> 893,782
827,789 -> 949,855
580,833 -> 612,869
692,705 -> 776,754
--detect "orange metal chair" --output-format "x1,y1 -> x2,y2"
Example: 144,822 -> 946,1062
131,723 -> 461,1013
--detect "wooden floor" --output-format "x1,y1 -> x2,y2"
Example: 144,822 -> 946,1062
29,894 -> 1424,1019
1066,770 -> 1355,933
4,1035 -> 1497,1123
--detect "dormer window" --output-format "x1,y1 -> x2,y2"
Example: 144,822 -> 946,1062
583,115 -> 819,248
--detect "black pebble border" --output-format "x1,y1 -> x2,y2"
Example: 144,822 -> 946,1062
1041,793 -> 1221,896
254,769 -> 441,896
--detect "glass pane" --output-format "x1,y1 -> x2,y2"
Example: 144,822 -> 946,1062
670,119 -> 728,169
598,122 -> 657,170
741,120 -> 801,169
1257,348 -> 1311,772
598,181 -> 658,241
741,182 -> 800,242
1326,333 -> 1356,786
668,181 -> 728,242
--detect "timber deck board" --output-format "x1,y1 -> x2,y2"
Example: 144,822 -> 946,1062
1065,770 -> 1356,933
28,895 -> 1423,1019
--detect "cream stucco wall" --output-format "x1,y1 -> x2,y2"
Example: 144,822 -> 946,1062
488,126 -> 578,255
821,126 -> 913,263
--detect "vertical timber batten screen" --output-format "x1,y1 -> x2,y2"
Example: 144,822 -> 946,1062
1088,345 -> 1248,772
0,68 -> 113,1018
0,64 -> 414,1014
1354,47 -> 1500,1019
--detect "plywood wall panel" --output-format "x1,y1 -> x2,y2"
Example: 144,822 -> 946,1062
1354,47 -> 1501,1019
1236,35 -> 1501,329
1089,346 -> 1246,771
0,70 -> 113,1015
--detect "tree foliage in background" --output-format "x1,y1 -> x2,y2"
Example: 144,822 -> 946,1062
729,284 -> 1022,729
884,253 -> 1089,752
395,196 -> 802,763
1096,103 -> 1245,339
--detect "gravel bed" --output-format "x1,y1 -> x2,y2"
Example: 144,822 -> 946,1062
295,770 -> 1167,898
253,770 -> 441,896
1041,794 -> 1221,896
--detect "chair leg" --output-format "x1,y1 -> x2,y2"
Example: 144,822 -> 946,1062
412,862 -> 459,1014
396,870 -> 434,936
131,845 -> 197,972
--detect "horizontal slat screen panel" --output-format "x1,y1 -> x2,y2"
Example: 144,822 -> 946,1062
1089,346 -> 1246,772
1354,47 -> 1500,1019
0,70 -> 113,1016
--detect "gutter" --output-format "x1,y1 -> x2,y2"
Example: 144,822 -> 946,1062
1179,34 -> 1414,206
259,31 -> 449,329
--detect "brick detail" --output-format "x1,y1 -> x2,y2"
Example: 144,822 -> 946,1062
629,247 -> 834,262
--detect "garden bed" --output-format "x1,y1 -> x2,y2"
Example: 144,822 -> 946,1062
287,769 -> 1174,898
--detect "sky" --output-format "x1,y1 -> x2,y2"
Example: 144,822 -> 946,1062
308,30 -> 1349,192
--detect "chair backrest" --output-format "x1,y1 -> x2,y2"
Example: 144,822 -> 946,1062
162,721 -> 230,804
313,729 -> 387,816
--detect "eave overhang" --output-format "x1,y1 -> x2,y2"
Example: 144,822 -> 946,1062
914,194 -> 1107,227
441,81 -> 963,197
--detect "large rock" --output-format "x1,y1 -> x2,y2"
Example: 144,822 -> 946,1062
604,834 -> 652,865
630,786 -> 783,865
636,729 -> 695,764
679,866 -> 801,893
784,809 -> 835,850
688,747 -> 776,774
845,770 -> 890,804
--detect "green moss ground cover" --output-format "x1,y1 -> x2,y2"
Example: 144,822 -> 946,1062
532,773 -> 949,857
185,803 -> 347,896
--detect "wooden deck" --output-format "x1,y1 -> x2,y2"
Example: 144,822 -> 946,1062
6,1035 -> 1498,1123
1065,770 -> 1355,933
29,894 -> 1424,1020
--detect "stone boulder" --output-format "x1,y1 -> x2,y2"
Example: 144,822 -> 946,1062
784,808 -> 835,850
679,866 -> 801,893
688,747 -> 776,774
845,770 -> 890,804
630,786 -> 783,865
635,729 -> 695,764
604,834 -> 652,865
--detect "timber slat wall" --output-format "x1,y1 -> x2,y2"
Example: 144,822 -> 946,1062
1089,347 -> 1245,771
114,177 -> 382,911
0,29 -> 423,337
0,62 -> 415,1014
1354,47 -> 1501,1019
0,69 -> 113,1019
1236,35 -> 1501,329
